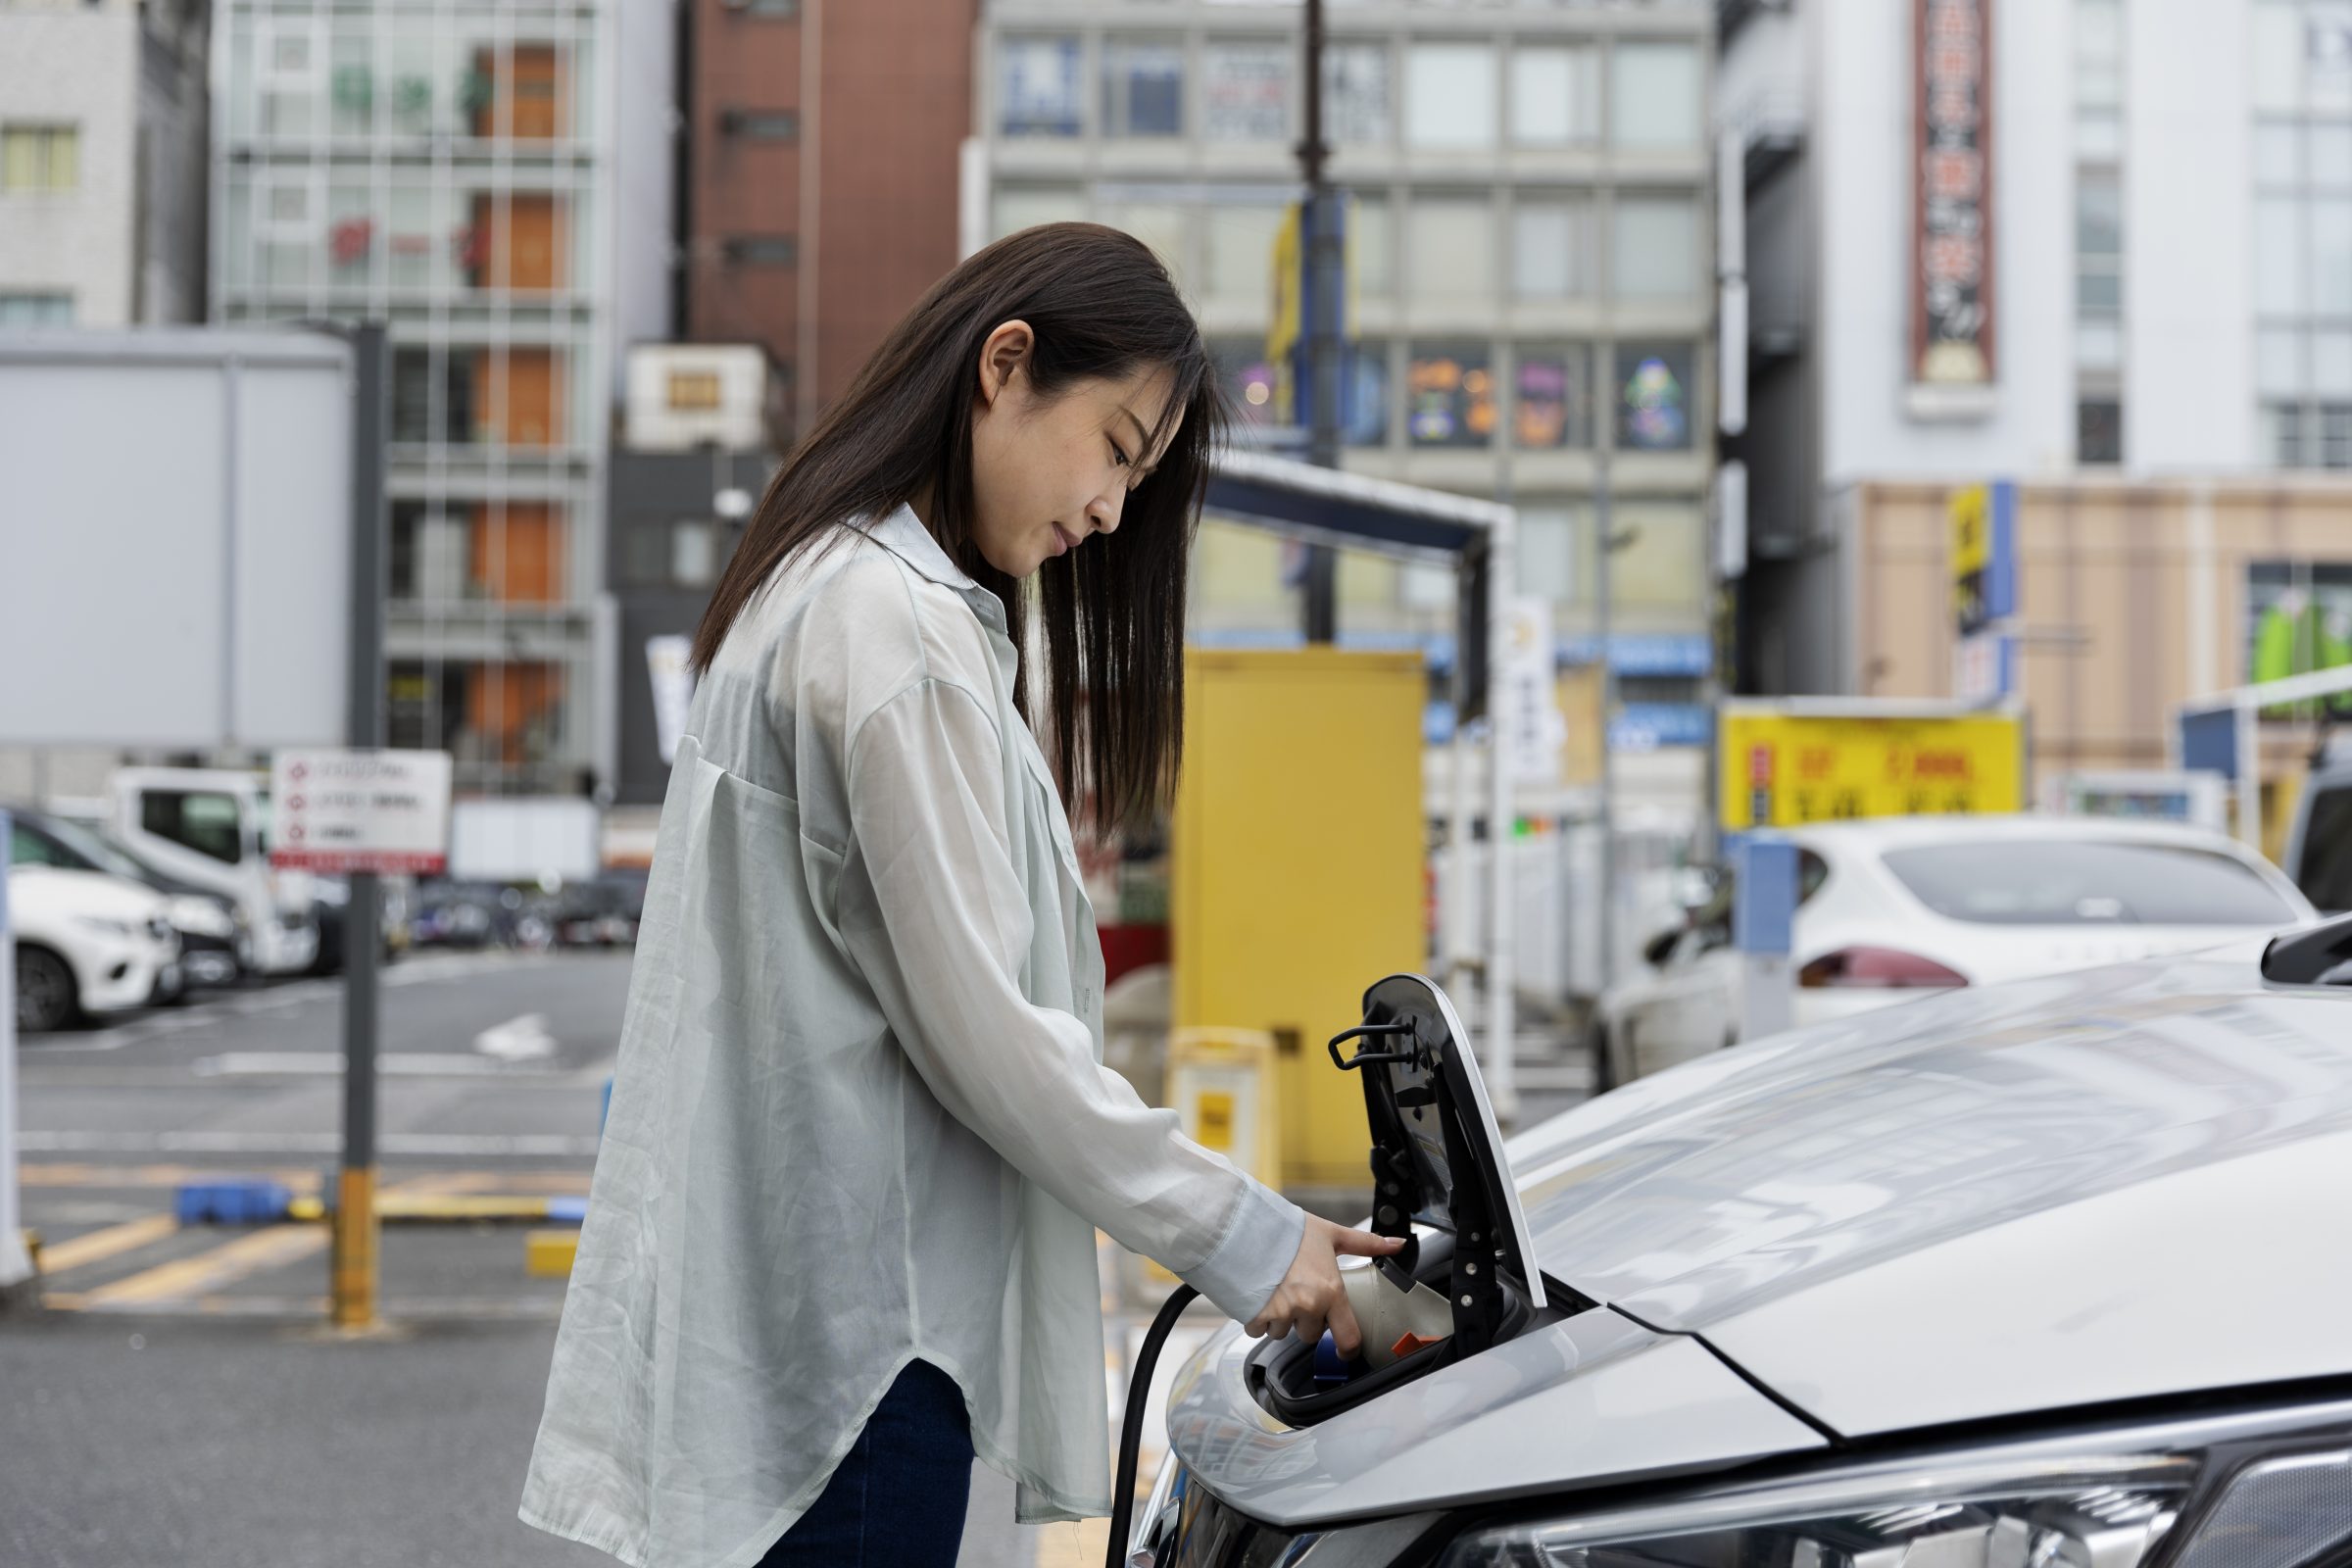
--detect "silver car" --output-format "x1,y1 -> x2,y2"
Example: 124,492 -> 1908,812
1130,928 -> 2352,1566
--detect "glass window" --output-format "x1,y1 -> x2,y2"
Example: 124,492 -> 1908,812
1881,841 -> 2299,925
1513,345 -> 1592,450
1102,202 -> 1189,287
992,186 -> 1085,240
1513,198 -> 1591,299
1406,194 -> 1494,301
1517,503 -> 1586,602
1208,336 -> 1279,427
2076,174 -> 2122,256
1202,204 -> 1286,300
1324,43 -> 1391,145
2317,124 -> 2352,186
2077,270 -> 2123,313
329,29 -> 375,137
1348,191 -> 1392,298
2260,330 -> 2305,395
1612,503 -> 1706,611
1404,43 -> 1495,150
2258,196 -> 2306,314
2317,330 -> 2352,394
2317,203 -> 2352,314
1612,196 -> 1700,299
0,292 -> 73,324
2255,2 -> 2304,113
139,791 -> 247,866
1346,342 -> 1391,448
1610,42 -> 1700,150
2265,402 -> 2307,465
1614,342 -> 1696,451
1001,35 -> 1081,136
1406,342 -> 1495,448
1203,40 -> 1290,144
1510,46 -> 1598,146
1102,39 -> 1184,139
1,124 -> 78,192
2078,398 -> 2123,465
2257,121 -> 2301,185
2076,108 -> 2123,159
2077,319 -> 2124,369
672,521 -> 717,588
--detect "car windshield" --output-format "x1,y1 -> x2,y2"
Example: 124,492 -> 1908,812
2296,783 -> 2352,913
1881,838 -> 2299,925
37,814 -> 160,886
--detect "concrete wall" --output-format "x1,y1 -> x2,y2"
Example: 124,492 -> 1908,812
1844,476 -> 2352,794
1814,0 -> 2076,486
0,4 -> 138,325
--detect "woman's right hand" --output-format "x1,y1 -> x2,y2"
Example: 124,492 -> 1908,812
1244,1215 -> 1407,1359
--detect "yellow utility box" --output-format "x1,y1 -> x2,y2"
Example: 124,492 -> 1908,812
1171,648 -> 1426,1191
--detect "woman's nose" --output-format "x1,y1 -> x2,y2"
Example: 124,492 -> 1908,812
1087,489 -> 1124,535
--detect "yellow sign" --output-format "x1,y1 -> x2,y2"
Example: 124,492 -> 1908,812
1949,483 -> 1989,580
1196,1090 -> 1235,1152
1718,707 -> 2025,829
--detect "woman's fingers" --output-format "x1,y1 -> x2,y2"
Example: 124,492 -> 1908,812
1328,1226 -> 1407,1257
1327,1288 -> 1364,1359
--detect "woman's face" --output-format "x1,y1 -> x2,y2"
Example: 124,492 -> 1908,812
966,320 -> 1183,579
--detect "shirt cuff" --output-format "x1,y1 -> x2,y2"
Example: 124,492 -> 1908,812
1183,1179 -> 1307,1324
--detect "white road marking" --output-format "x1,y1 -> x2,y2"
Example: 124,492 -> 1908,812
21,1130 -> 603,1157
474,1012 -> 560,1062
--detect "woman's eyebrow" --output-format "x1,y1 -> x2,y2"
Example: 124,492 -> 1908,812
1116,405 -> 1161,474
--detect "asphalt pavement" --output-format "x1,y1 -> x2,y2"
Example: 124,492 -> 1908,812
4,948 -> 1590,1567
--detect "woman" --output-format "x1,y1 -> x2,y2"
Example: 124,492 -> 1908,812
519,223 -> 1401,1568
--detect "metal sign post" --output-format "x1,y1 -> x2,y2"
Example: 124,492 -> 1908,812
1734,834 -> 1798,1042
0,808 -> 32,1302
339,323 -> 388,1330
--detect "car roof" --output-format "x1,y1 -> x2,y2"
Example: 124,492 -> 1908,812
1782,812 -> 2254,854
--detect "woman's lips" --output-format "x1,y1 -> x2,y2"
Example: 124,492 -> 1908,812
1050,522 -> 1078,557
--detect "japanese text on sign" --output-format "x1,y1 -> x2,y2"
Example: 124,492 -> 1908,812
268,749 -> 453,874
1913,0 -> 1994,386
1717,708 -> 2024,830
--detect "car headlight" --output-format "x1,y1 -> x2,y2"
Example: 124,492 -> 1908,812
73,914 -> 135,938
1441,1425 -> 2352,1568
168,897 -> 234,939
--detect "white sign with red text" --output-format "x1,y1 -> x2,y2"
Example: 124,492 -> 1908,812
269,750 -> 453,874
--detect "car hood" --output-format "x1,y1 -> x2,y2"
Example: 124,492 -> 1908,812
8,864 -> 169,922
1509,942 -> 2352,1438
1169,946 -> 2352,1525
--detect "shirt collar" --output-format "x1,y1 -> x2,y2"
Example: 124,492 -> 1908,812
861,503 -> 979,592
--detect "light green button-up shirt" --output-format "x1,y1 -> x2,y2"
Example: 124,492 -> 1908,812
518,506 -> 1306,1568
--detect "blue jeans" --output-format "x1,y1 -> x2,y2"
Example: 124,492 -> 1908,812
758,1358 -> 974,1567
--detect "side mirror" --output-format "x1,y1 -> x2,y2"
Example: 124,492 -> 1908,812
1642,927 -> 1682,967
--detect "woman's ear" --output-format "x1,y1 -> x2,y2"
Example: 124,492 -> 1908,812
976,319 -> 1035,410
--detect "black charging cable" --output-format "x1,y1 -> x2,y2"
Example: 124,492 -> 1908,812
1105,1282 -> 1200,1568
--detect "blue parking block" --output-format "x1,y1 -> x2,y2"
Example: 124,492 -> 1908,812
175,1179 -> 294,1225
547,1196 -> 589,1225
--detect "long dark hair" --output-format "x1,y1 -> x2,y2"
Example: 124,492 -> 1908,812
689,222 -> 1224,835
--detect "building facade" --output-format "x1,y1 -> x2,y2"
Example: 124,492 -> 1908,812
209,0 -> 668,798
682,0 -> 978,440
1723,0 -> 2352,710
967,0 -> 1720,797
0,0 -> 211,328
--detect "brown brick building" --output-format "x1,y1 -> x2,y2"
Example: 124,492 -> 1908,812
683,0 -> 979,441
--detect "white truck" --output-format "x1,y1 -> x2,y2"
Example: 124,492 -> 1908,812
104,766 -> 318,976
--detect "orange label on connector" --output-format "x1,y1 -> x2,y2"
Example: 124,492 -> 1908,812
1390,1332 -> 1445,1360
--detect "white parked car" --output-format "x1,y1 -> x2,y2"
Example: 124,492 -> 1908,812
1132,946 -> 2352,1568
1592,814 -> 2316,1089
9,864 -> 182,1032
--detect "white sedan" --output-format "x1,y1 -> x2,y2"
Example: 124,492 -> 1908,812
1592,814 -> 2317,1089
9,864 -> 181,1032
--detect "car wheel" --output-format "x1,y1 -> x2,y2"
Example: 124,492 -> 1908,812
16,945 -> 79,1033
1589,1019 -> 1618,1094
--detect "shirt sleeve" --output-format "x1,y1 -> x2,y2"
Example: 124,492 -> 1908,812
833,674 -> 1305,1325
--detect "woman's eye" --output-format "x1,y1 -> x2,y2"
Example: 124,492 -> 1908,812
1110,441 -> 1132,469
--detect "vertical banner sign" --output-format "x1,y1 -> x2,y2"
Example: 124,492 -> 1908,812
1913,0 -> 1994,387
1266,203 -> 1303,427
1949,479 -> 2017,705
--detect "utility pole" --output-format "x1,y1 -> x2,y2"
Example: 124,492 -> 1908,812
333,322 -> 388,1331
1299,0 -> 1344,642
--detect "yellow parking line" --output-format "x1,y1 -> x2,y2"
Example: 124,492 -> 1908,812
33,1213 -> 179,1277
74,1224 -> 328,1306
